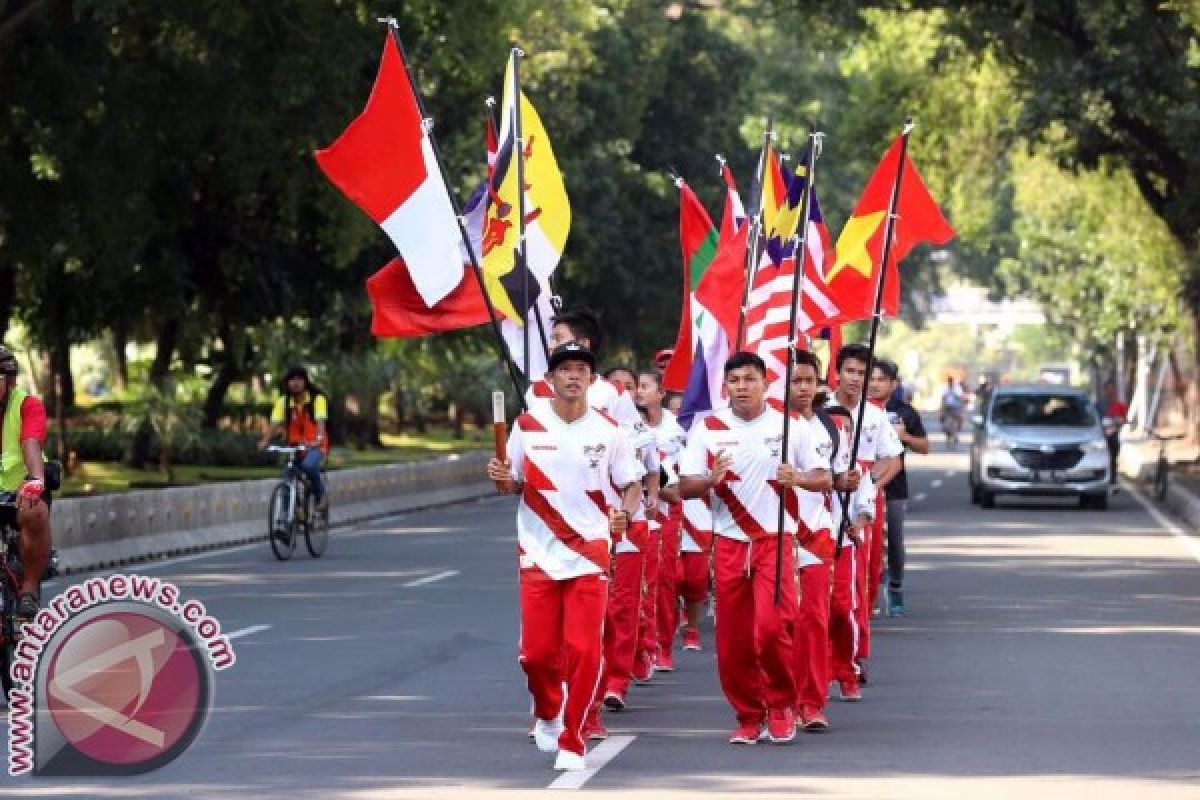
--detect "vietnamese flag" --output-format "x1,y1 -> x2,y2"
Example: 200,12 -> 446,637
825,134 -> 955,322
316,33 -> 464,308
661,180 -> 719,392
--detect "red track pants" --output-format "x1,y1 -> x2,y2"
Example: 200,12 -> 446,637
793,561 -> 833,711
679,551 -> 709,603
712,535 -> 798,725
656,512 -> 682,659
519,566 -> 607,756
866,492 -> 886,625
601,542 -> 645,697
638,527 -> 662,663
829,544 -> 859,683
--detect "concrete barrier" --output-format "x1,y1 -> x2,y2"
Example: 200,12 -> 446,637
52,452 -> 493,574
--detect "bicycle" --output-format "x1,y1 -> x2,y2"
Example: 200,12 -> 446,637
0,492 -> 59,702
266,445 -> 330,561
1149,430 -> 1185,503
940,407 -> 963,450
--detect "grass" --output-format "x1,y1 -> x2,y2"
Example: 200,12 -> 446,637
60,427 -> 491,497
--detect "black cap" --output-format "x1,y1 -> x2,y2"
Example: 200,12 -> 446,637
547,341 -> 596,372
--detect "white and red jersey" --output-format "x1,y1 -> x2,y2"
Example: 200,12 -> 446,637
646,408 -> 687,526
526,376 -> 641,429
679,406 -> 824,543
507,406 -> 644,580
615,420 -> 661,554
826,395 -> 903,468
795,413 -> 836,566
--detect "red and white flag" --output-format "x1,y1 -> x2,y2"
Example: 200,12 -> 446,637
316,34 -> 464,308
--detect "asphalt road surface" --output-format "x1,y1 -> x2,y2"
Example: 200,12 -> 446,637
4,443 -> 1200,799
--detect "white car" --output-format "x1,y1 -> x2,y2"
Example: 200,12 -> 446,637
969,385 -> 1111,510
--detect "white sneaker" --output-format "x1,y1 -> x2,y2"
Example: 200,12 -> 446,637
554,749 -> 587,771
532,718 -> 564,753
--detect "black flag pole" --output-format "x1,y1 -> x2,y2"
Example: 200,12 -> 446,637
510,47 -> 552,375
834,117 -> 914,558
773,131 -> 822,605
735,117 -> 774,351
379,17 -> 526,408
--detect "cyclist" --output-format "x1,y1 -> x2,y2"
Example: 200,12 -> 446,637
0,347 -> 51,620
939,376 -> 965,444
258,365 -> 329,511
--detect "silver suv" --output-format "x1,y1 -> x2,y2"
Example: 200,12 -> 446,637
969,385 -> 1111,510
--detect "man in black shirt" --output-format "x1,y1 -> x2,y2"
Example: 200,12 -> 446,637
869,359 -> 929,616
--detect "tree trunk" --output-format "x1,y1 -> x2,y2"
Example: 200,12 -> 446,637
202,357 -> 238,430
111,319 -> 129,390
0,261 -> 15,344
133,319 -> 179,467
48,331 -> 75,413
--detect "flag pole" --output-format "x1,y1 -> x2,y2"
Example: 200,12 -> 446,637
834,117 -> 914,558
736,117 -> 774,351
379,18 -> 526,407
773,130 -> 822,605
511,47 -> 552,373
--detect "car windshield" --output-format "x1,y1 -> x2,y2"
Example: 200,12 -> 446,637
989,394 -> 1097,427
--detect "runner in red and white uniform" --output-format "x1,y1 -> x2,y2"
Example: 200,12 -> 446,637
606,366 -> 662,687
525,308 -> 641,429
679,351 -> 831,745
824,401 -> 877,703
829,343 -> 902,684
487,342 -> 643,772
636,369 -> 688,672
787,350 -> 859,732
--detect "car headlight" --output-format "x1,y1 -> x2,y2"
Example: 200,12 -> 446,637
1083,438 -> 1109,452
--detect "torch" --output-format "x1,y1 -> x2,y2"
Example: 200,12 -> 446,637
492,390 -> 507,461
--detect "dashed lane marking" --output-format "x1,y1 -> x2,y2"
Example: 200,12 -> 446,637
403,569 -> 460,588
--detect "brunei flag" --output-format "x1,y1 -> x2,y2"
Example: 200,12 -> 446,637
481,55 -> 571,324
826,134 -> 955,321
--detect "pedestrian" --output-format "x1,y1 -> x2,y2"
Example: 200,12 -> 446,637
679,351 -> 831,744
1101,380 -> 1128,484
487,342 -> 643,772
827,344 -> 903,684
872,359 -> 929,616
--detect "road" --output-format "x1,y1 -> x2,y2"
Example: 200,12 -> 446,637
4,444 -> 1200,798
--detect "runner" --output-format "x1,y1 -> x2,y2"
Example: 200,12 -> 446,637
873,358 -> 929,616
787,350 -> 858,732
679,351 -> 831,745
824,403 -> 876,703
486,342 -> 643,772
828,343 -> 902,684
636,369 -> 688,672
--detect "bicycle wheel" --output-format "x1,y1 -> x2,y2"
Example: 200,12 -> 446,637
1154,458 -> 1169,502
304,493 -> 329,558
268,484 -> 296,561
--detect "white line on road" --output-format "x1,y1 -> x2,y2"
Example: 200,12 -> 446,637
945,470 -> 955,477
931,479 -> 944,489
1124,481 -> 1200,565
547,734 -> 636,790
403,570 -> 459,588
914,493 -> 928,503
227,624 -> 272,640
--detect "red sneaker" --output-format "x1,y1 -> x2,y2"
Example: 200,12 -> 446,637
801,706 -> 829,732
602,690 -> 627,711
837,678 -> 862,702
766,709 -> 796,744
633,651 -> 655,683
657,651 -> 675,672
682,627 -> 701,651
584,714 -> 608,741
728,723 -> 763,744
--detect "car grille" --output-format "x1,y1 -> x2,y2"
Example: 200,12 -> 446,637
1010,447 -> 1084,471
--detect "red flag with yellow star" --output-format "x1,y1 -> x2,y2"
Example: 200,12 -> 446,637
825,135 -> 954,321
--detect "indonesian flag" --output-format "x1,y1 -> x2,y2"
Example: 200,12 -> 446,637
315,33 -> 464,308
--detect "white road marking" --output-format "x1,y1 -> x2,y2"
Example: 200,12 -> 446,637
1123,481 -> 1200,565
914,493 -> 928,503
931,479 -> 944,489
945,469 -> 956,477
546,734 -> 636,790
227,624 -> 272,640
403,569 -> 459,587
